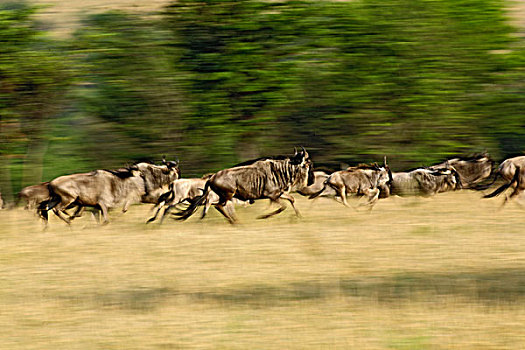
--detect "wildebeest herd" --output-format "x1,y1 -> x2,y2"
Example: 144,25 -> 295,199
6,149 -> 525,226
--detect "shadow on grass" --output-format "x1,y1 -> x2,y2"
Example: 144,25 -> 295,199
191,269 -> 525,306
59,269 -> 525,311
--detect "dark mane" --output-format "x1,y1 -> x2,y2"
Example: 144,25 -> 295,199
461,152 -> 491,161
313,166 -> 334,175
232,155 -> 290,167
443,152 -> 492,163
132,159 -> 156,166
104,167 -> 136,179
347,163 -> 381,171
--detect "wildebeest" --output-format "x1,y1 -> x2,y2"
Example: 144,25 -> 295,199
174,148 -> 314,224
487,166 -> 525,206
308,162 -> 392,208
483,156 -> 525,200
148,176 -> 210,223
430,153 -> 493,189
147,174 -> 251,224
390,167 -> 460,197
17,182 -> 51,210
39,160 -> 180,225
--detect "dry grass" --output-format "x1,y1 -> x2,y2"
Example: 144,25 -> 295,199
26,0 -> 525,38
1,191 -> 525,349
29,0 -> 171,37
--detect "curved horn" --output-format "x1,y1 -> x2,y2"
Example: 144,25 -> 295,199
384,155 -> 387,167
293,147 -> 298,156
162,155 -> 167,164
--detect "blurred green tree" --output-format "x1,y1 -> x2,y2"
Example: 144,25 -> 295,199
0,3 -> 69,202
164,0 -> 521,170
69,12 -> 189,170
3,0 -> 523,202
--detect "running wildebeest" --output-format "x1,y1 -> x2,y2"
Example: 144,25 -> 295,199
430,153 -> 493,189
308,162 -> 392,209
17,182 -> 86,219
17,182 -> 51,210
174,147 -> 314,224
483,156 -> 525,200
390,167 -> 460,197
147,174 -> 251,224
39,160 -> 180,225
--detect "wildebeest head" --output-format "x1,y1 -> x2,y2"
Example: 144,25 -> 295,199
383,156 -> 393,186
430,167 -> 459,191
162,156 -> 181,178
432,153 -> 493,188
291,146 -> 315,187
445,162 -> 462,190
135,160 -> 180,191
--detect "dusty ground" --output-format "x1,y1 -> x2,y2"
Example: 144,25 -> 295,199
28,0 -> 525,38
1,191 -> 525,349
30,0 -> 171,37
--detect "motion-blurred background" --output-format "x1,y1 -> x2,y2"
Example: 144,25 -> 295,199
1,0 -> 524,202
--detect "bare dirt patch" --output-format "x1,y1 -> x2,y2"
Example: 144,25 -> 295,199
30,0 -> 171,37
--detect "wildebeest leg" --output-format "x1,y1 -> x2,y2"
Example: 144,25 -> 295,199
38,198 -> 58,226
257,198 -> 287,219
160,203 -> 179,224
225,201 -> 238,222
68,205 -> 85,221
98,202 -> 109,224
51,196 -> 78,225
147,202 -> 164,223
215,203 -> 236,224
40,206 -> 49,229
90,208 -> 101,224
280,193 -> 301,218
53,207 -> 72,225
201,200 -> 212,219
337,186 -> 350,207
122,200 -> 131,213
360,188 -> 380,209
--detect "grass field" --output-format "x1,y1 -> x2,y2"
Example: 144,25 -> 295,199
1,191 -> 525,349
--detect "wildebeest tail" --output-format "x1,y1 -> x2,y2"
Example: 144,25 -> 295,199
483,167 -> 519,198
509,167 -> 523,199
146,188 -> 175,223
173,180 -> 210,221
308,177 -> 330,199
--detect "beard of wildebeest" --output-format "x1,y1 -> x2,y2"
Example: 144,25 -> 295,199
289,150 -> 314,191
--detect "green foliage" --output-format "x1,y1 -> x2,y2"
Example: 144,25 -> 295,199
0,2 -> 70,198
70,11 -> 188,169
164,0 -> 522,169
1,0 -> 525,199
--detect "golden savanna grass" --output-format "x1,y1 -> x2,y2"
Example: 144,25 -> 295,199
1,191 -> 525,349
